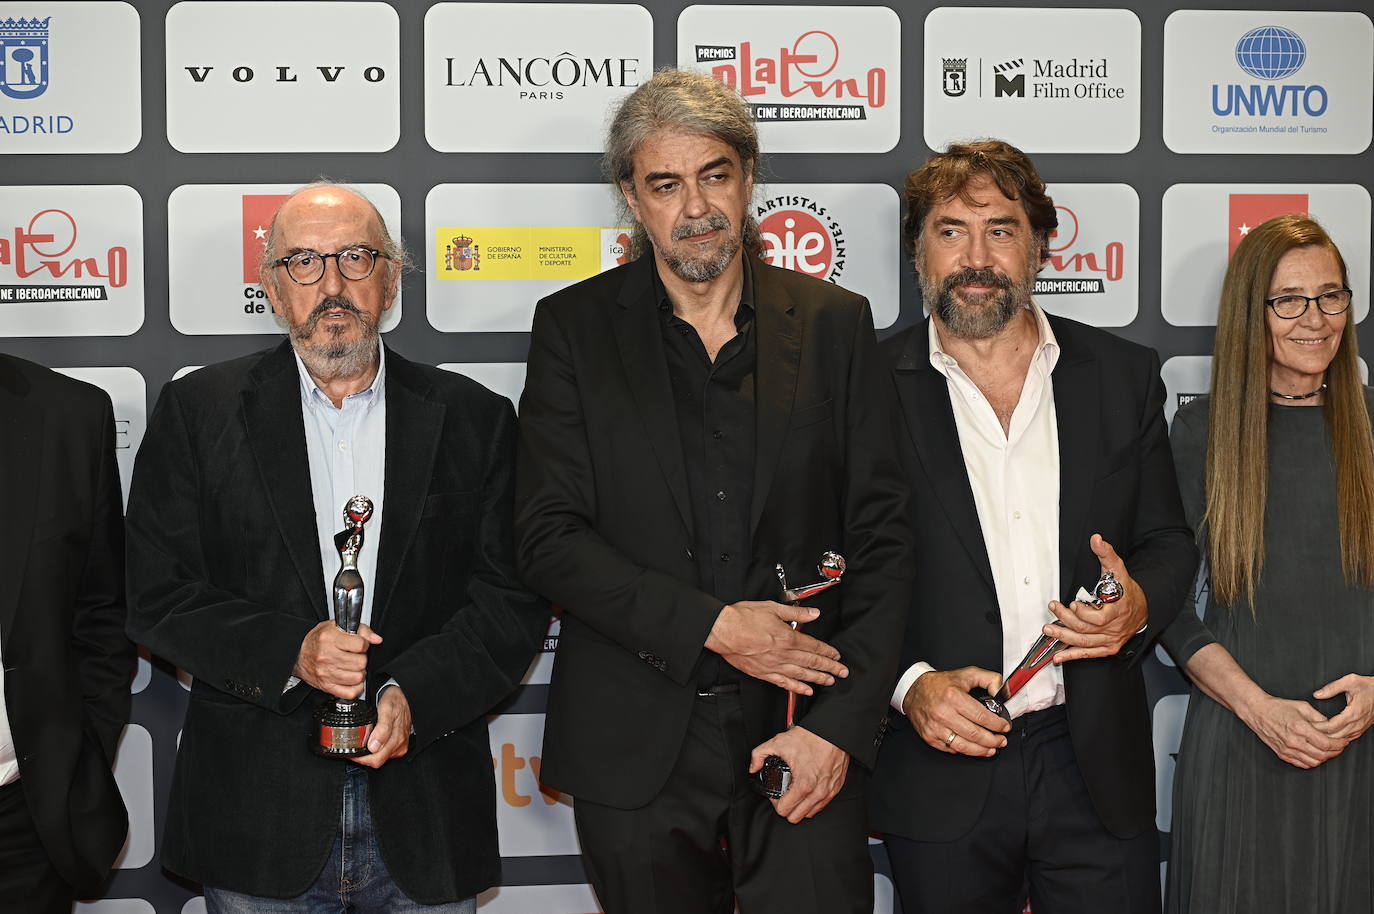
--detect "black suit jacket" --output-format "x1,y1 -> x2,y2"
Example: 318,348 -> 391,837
515,255 -> 912,808
125,343 -> 546,902
869,315 -> 1197,841
0,354 -> 133,894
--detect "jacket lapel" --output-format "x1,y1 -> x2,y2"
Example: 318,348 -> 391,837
613,258 -> 694,534
750,265 -> 801,536
1050,318 -> 1100,599
893,319 -> 997,597
371,350 -> 444,631
0,359 -> 40,645
241,342 -> 328,621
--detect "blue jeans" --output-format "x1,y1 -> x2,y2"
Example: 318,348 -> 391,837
204,766 -> 476,914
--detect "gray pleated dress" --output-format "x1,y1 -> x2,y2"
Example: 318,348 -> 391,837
1162,393 -> 1374,913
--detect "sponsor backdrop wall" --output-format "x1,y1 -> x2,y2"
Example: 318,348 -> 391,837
1,0 -> 1371,911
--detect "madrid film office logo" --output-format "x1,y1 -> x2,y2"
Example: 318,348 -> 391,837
993,58 -> 1025,97
0,15 -> 50,100
1213,25 -> 1328,118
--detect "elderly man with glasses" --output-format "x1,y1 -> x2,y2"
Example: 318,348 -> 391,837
126,182 -> 546,913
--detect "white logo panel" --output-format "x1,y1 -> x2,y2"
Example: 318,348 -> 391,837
0,2 -> 140,154
924,7 -> 1141,153
1152,693 -> 1188,833
756,183 -> 900,329
438,362 -> 528,410
76,901 -> 155,914
677,5 -> 900,153
1163,11 -> 1373,155
1161,354 -> 1212,426
165,1 -> 399,152
56,366 -> 145,506
110,723 -> 154,869
488,712 -> 579,857
1160,184 -> 1371,326
0,185 -> 143,336
1037,184 -> 1138,327
425,3 -> 651,153
167,184 -> 402,335
477,884 -> 602,914
426,183 -> 625,333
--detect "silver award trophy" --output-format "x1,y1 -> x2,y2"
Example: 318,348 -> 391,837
970,571 -> 1125,722
753,552 -> 846,799
311,496 -> 379,758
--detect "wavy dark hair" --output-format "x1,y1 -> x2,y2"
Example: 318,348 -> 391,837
901,139 -> 1058,263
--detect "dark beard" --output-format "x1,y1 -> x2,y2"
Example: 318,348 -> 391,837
922,266 -> 1033,340
653,213 -> 740,283
289,296 -> 379,381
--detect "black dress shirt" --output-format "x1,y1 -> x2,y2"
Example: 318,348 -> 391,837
655,261 -> 758,686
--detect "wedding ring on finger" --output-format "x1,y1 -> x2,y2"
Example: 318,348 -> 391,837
945,731 -> 957,745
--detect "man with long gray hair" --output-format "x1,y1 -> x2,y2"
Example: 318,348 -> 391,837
516,68 -> 912,912
126,182 -> 546,911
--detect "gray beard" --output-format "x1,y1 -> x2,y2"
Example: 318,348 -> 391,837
921,266 -> 1033,340
288,296 -> 380,383
653,214 -> 741,283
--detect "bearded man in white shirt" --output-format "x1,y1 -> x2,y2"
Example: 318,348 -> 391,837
869,139 -> 1197,914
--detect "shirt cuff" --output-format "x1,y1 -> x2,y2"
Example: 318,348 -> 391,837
891,662 -> 935,712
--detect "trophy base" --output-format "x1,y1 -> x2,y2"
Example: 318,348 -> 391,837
751,754 -> 792,799
312,698 -> 378,758
969,687 -> 1012,723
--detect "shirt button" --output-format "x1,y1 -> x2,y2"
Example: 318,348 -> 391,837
338,441 -> 348,451
1013,511 -> 1022,520
716,490 -> 726,501
1023,576 -> 1031,585
719,553 -> 731,563
712,429 -> 723,440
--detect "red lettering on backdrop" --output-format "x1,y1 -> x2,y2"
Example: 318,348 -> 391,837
1044,205 -> 1125,282
710,31 -> 886,108
242,194 -> 290,283
0,209 -> 127,288
1228,194 -> 1309,258
761,209 -> 833,278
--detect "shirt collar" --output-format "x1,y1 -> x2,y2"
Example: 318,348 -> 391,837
927,300 -> 1061,378
294,337 -> 387,411
652,254 -> 757,330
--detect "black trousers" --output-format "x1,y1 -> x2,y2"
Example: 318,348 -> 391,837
574,687 -> 872,914
884,706 -> 1160,914
0,780 -> 74,914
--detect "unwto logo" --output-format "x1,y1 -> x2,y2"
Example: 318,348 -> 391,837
1213,25 -> 1327,117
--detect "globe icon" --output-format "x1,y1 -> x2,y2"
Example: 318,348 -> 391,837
1234,26 -> 1307,80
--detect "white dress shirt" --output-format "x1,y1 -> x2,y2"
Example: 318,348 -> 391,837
892,304 -> 1065,719
284,342 -> 388,694
0,631 -> 17,785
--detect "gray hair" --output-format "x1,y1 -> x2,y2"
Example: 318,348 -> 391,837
257,179 -> 411,299
604,68 -> 763,259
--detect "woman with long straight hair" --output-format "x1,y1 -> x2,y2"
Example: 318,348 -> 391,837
1164,214 -> 1374,913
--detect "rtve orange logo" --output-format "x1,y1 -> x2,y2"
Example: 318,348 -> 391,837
491,742 -> 563,807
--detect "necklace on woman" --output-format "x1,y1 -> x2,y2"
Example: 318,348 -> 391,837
1270,382 -> 1327,400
